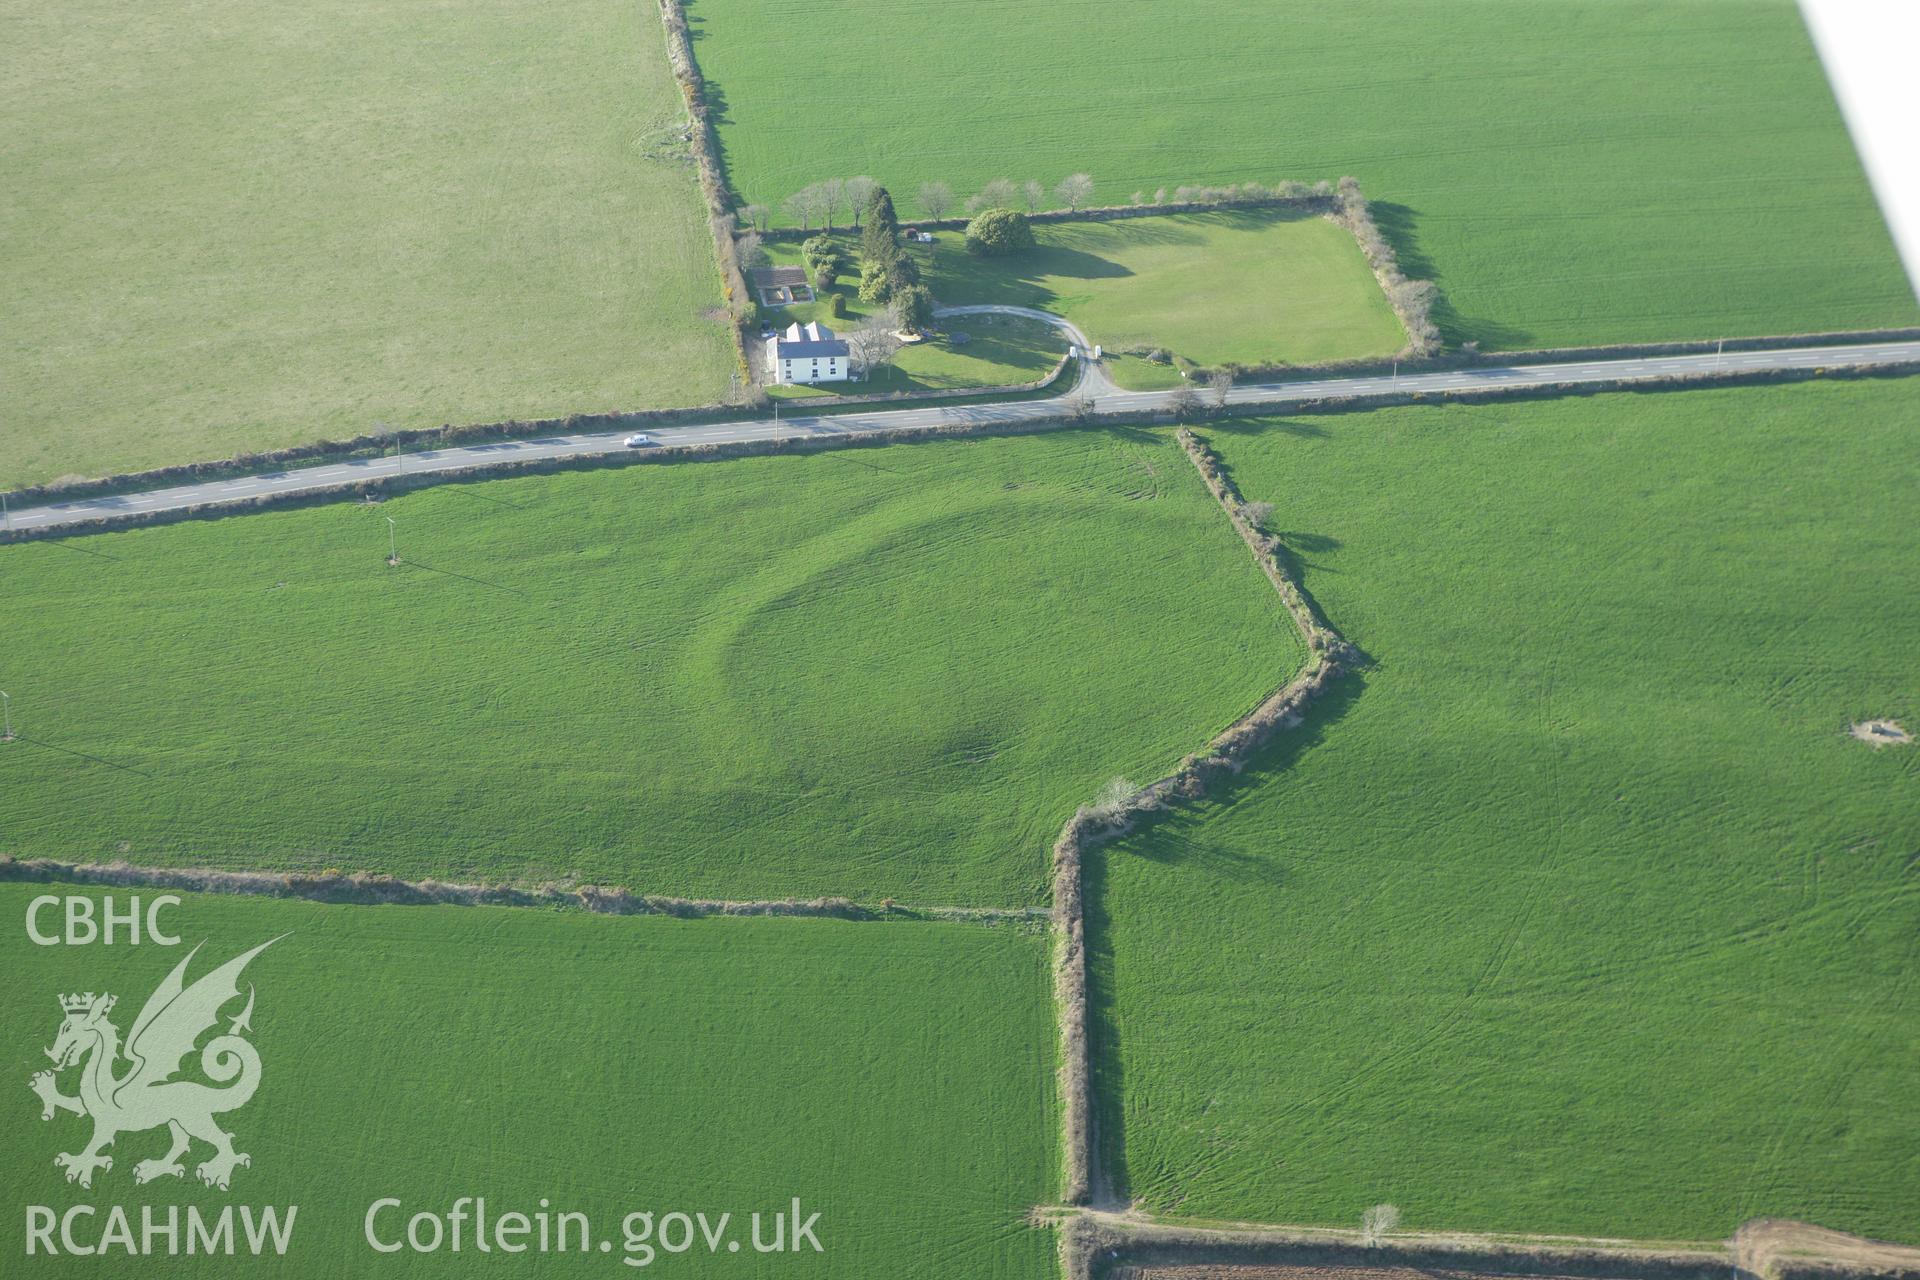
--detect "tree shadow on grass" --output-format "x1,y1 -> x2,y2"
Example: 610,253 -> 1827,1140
1268,533 -> 1371,665
1029,245 -> 1135,282
1065,206 -> 1318,252
934,243 -> 1134,312
1092,422 -> 1165,446
23,537 -> 122,561
1083,843 -> 1133,1207
1369,200 -> 1531,351
939,205 -> 1339,311
1207,416 -> 1330,440
1082,670 -> 1368,1210
675,2 -> 745,212
1369,201 -> 1437,281
401,559 -> 528,597
14,735 -> 153,778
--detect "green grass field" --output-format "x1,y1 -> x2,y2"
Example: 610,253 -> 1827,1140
0,431 -> 1300,906
0,883 -> 1057,1277
687,0 -> 1917,350
928,211 -> 1406,368
1089,379 -> 1920,1241
1,0 -> 735,487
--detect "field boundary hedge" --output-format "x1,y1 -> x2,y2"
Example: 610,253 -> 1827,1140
0,410 -> 1106,542
1200,326 -> 1920,385
671,0 -> 1438,368
654,0 -> 753,380
1058,1210 -> 1920,1280
0,856 -> 1044,927
761,193 -> 1341,242
9,360 -> 1918,544
752,181 -> 1437,359
1066,1214 -> 1729,1280
1044,429 -> 1920,1269
1049,429 -> 1356,1205
0,357 -> 1073,510
10,308 -> 1901,518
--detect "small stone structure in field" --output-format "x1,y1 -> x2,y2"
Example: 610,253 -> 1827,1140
1848,719 -> 1912,748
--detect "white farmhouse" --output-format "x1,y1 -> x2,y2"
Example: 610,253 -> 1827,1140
765,321 -> 850,384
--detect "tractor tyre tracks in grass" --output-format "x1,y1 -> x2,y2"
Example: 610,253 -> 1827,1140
10,414 -> 1918,1280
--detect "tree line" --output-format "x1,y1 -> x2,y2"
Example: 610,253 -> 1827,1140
741,173 -> 1098,232
740,175 -> 1387,233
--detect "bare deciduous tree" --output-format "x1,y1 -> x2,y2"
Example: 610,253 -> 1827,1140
739,203 -> 771,233
1084,776 -> 1137,822
1166,384 -> 1201,421
1056,172 -> 1095,211
819,176 -> 848,230
736,231 -> 769,270
845,176 -> 877,226
967,177 -> 1018,213
1242,500 -> 1274,529
917,181 -> 954,219
1361,1204 -> 1401,1246
783,184 -> 825,231
845,316 -> 902,373
1209,367 -> 1234,406
1022,180 -> 1046,213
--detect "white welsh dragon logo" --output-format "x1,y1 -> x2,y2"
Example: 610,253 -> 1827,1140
29,937 -> 282,1191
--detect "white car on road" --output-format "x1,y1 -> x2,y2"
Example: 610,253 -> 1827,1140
623,433 -> 654,448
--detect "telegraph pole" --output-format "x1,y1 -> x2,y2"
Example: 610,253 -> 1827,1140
1,690 -> 13,742
2,490 -> 10,533
386,516 -> 398,566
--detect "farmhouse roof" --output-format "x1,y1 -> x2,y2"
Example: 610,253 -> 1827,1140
771,320 -> 848,359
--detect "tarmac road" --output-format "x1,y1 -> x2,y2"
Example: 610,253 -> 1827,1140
5,336 -> 1916,534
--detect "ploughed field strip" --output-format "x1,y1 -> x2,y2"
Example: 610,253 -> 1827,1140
0,430 -> 1301,907
1089,379 -> 1920,1241
0,883 -> 1059,1278
688,0 -> 1916,350
0,0 -> 734,485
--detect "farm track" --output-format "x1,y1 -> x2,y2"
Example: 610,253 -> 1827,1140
7,338 -> 1919,536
